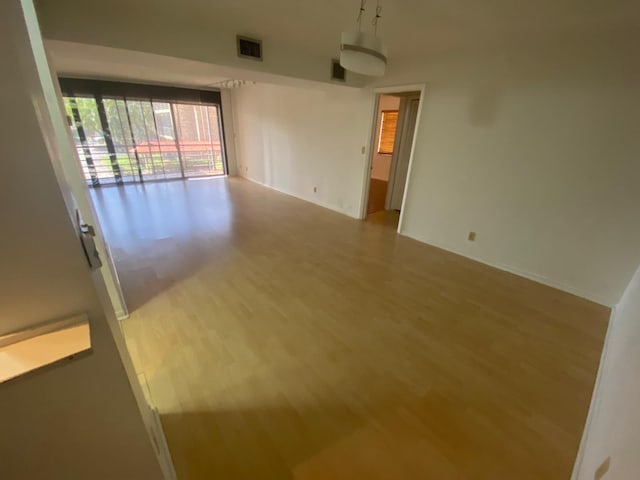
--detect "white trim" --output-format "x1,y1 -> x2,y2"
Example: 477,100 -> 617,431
0,313 -> 88,349
400,230 -> 611,307
149,406 -> 178,480
245,170 -> 611,306
0,313 -> 90,384
396,84 -> 427,234
494,262 -> 610,307
570,306 -> 616,480
385,97 -> 408,210
387,94 -> 420,212
41,45 -> 130,321
23,4 -> 173,476
358,94 -> 381,219
240,176 -> 360,219
374,84 -> 426,94
137,372 -> 178,480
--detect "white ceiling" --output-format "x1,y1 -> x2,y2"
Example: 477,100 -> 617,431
40,0 -> 639,89
196,0 -> 638,56
46,40 -> 340,91
38,0 -> 640,60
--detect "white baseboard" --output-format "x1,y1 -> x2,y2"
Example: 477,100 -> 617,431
137,372 -> 177,480
149,406 -> 178,480
495,262 -> 610,307
570,306 -> 616,479
241,175 -> 610,307
239,175 -> 359,219
398,230 -> 611,307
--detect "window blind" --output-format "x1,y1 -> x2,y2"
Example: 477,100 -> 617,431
378,110 -> 398,155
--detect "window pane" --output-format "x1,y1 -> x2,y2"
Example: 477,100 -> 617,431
64,93 -> 227,185
103,97 -> 141,183
174,103 -> 225,177
64,97 -> 95,184
152,101 -> 181,180
127,100 -> 165,181
71,96 -> 116,185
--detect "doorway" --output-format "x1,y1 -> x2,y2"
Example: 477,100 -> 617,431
364,90 -> 422,229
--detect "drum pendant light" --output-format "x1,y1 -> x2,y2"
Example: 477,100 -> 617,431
340,0 -> 387,77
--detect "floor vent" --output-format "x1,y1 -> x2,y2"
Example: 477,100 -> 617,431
237,36 -> 262,61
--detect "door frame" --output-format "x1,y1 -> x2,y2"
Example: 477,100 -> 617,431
359,83 -> 426,233
47,56 -> 130,320
24,12 -> 177,477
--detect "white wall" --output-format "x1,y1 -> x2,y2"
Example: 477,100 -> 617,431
378,37 -> 640,306
573,263 -> 640,479
371,95 -> 400,181
0,1 -> 164,477
235,37 -> 640,306
232,82 -> 373,218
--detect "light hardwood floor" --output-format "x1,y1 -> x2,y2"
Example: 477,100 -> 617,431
92,177 -> 609,480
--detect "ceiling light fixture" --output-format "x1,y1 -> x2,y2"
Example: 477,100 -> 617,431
340,0 -> 387,77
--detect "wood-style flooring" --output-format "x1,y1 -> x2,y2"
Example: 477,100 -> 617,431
91,177 -> 609,480
367,178 -> 389,214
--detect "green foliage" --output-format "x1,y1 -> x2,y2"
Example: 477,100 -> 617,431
64,96 -> 225,183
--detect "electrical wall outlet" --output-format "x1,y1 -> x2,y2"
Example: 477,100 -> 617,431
595,457 -> 611,480
468,231 -> 476,241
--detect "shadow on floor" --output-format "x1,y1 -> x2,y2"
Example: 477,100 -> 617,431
159,399 -> 466,480
91,179 -> 237,311
114,244 -> 211,312
160,406 -> 366,480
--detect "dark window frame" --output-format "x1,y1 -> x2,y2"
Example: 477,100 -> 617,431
60,78 -> 228,186
58,78 -> 222,105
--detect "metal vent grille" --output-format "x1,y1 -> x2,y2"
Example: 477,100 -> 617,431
237,36 -> 262,61
331,59 -> 346,82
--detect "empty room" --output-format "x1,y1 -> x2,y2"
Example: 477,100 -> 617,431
1,0 -> 639,479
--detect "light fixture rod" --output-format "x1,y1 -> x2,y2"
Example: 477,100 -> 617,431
357,0 -> 366,32
372,0 -> 382,35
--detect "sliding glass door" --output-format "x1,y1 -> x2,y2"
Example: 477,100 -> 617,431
61,80 -> 226,187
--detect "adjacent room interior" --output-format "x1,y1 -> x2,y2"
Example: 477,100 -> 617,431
2,0 -> 639,479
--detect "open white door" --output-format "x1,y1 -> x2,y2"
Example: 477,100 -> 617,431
40,49 -> 129,320
387,95 -> 420,211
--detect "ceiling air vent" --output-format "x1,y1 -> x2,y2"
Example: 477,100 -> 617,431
237,36 -> 262,61
331,59 -> 346,82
